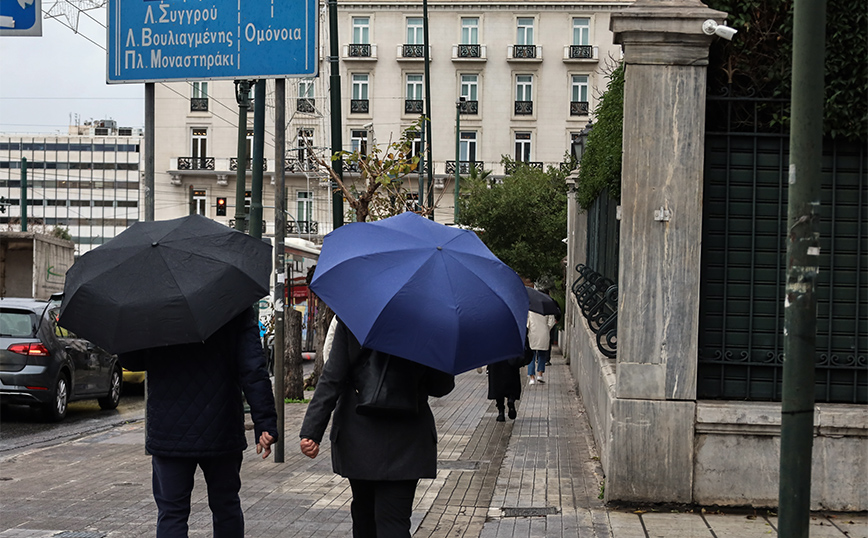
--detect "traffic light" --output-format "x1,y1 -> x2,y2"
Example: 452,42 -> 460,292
216,197 -> 227,216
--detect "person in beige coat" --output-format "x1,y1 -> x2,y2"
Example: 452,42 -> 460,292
526,310 -> 557,384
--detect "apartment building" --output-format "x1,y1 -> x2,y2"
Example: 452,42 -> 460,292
0,120 -> 142,255
153,0 -> 627,240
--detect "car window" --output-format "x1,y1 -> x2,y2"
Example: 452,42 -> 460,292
48,308 -> 76,338
0,311 -> 36,337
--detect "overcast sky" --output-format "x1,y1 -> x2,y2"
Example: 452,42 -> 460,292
0,7 -> 145,134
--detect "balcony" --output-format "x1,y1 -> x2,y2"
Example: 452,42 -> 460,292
445,160 -> 485,175
350,99 -> 370,114
452,44 -> 487,62
563,45 -> 599,62
190,98 -> 209,112
508,45 -> 542,62
230,157 -> 268,171
287,220 -> 319,235
459,100 -> 479,115
398,44 -> 431,60
514,101 -> 533,115
343,43 -> 377,61
285,158 -> 317,173
405,99 -> 424,114
296,98 -> 316,113
504,161 -> 543,174
570,101 -> 590,116
177,157 -> 215,170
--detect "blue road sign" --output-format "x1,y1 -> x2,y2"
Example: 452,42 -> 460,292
0,0 -> 42,36
107,0 -> 318,83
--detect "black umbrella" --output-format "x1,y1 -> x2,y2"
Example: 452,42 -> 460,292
527,287 -> 560,316
59,215 -> 272,354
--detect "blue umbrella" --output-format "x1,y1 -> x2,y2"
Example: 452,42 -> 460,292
310,212 -> 528,375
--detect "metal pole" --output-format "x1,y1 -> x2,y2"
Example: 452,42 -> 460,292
234,81 -> 251,232
273,79 -> 286,463
328,0 -> 343,229
422,0 -> 434,219
144,83 -> 155,222
250,80 -> 266,239
20,157 -> 27,231
454,99 -> 461,224
778,0 -> 826,535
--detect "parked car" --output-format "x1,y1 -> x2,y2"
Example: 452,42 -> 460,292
0,297 -> 122,421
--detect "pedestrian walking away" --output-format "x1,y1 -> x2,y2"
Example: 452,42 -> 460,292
487,339 -> 533,421
118,307 -> 279,538
299,319 -> 455,538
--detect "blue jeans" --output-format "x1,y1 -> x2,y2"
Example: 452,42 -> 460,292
527,349 -> 549,377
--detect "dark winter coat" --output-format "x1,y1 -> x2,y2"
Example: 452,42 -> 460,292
299,320 -> 455,481
487,359 -> 521,401
118,307 -> 279,458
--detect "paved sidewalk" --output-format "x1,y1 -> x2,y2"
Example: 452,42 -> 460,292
0,348 -> 865,537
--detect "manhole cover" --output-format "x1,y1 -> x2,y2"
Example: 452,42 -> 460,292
437,460 -> 480,471
501,507 -> 559,517
52,532 -> 107,538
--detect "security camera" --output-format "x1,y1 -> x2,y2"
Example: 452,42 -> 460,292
702,19 -> 737,41
362,122 -> 373,129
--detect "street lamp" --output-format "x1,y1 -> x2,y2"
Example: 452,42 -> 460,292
233,80 -> 252,232
572,120 -> 593,164
454,96 -> 465,224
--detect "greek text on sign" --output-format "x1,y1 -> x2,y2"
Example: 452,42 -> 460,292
107,0 -> 318,83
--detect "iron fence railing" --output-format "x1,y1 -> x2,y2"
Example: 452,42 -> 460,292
445,160 -> 485,175
177,157 -> 214,170
571,264 -> 618,358
229,158 -> 267,171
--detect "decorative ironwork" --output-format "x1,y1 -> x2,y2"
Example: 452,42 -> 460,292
445,161 -> 484,175
287,220 -> 319,235
458,44 -> 481,58
342,161 -> 361,173
569,45 -> 594,59
177,157 -> 215,170
512,45 -> 536,59
350,99 -> 369,114
285,158 -> 316,173
570,101 -> 589,116
190,98 -> 209,112
504,160 -> 543,174
296,98 -> 315,113
405,99 -> 424,114
514,101 -> 533,115
459,100 -> 479,115
402,44 -> 424,58
571,264 -> 617,358
348,44 -> 371,57
230,158 -> 267,171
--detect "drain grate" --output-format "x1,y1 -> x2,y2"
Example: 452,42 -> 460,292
501,506 -> 559,517
52,532 -> 107,538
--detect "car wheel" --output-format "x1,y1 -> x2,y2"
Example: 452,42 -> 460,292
43,374 -> 69,422
98,367 -> 122,410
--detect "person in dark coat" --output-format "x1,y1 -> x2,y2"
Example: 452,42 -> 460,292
487,359 -> 521,421
299,319 -> 455,538
118,307 -> 279,538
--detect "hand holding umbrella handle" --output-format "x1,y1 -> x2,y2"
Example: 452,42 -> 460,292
300,438 -> 320,459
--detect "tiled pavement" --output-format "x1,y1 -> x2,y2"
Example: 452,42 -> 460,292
0,348 -> 865,537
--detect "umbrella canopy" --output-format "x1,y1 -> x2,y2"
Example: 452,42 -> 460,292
310,212 -> 529,375
527,287 -> 560,316
59,215 -> 272,354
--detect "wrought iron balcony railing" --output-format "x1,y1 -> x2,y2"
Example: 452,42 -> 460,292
457,44 -> 481,58
296,98 -> 315,113
504,161 -> 543,174
287,220 -> 319,235
405,99 -> 424,114
514,101 -> 533,115
190,98 -> 209,112
570,101 -> 590,116
445,160 -> 485,175
569,45 -> 594,59
512,45 -> 537,59
177,157 -> 215,170
230,157 -> 268,171
402,44 -> 425,58
348,44 -> 371,57
459,100 -> 479,115
285,158 -> 317,173
350,99 -> 370,114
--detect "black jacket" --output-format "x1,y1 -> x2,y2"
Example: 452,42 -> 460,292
299,320 -> 455,481
119,308 -> 278,457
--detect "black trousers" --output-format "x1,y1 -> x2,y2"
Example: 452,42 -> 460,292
151,453 -> 244,538
348,478 -> 418,538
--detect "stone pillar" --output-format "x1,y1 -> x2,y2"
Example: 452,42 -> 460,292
607,0 -> 726,503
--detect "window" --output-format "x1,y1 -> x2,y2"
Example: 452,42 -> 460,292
351,129 -> 369,156
297,128 -> 314,166
352,74 -> 369,100
516,18 -> 534,45
407,130 -> 423,160
572,18 -> 590,45
461,17 -> 479,44
352,17 -> 370,44
191,128 -> 207,160
571,75 -> 589,103
515,132 -> 531,162
407,17 -> 424,44
299,79 -> 314,99
516,75 -> 533,101
192,82 -> 208,99
461,74 -> 478,101
406,74 -> 423,100
245,129 -> 254,161
192,189 -> 206,216
459,131 -> 477,162
297,191 -> 313,223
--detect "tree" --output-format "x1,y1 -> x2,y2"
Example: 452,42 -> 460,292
458,158 -> 568,284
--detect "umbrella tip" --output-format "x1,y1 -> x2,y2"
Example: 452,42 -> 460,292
437,246 -> 442,250
152,242 -> 159,247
